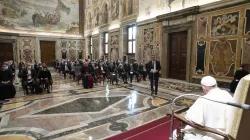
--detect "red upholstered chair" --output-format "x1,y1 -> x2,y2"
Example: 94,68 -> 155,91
172,74 -> 250,140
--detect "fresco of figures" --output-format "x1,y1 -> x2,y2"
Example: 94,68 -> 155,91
86,0 -> 138,30
0,0 -> 79,34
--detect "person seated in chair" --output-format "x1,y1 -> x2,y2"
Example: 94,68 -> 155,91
40,66 -> 52,93
121,63 -> 128,84
132,61 -> 139,82
174,76 -> 233,140
138,62 -> 147,81
230,64 -> 249,93
22,64 -> 36,95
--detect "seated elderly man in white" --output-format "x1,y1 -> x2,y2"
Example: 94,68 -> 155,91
174,76 -> 233,140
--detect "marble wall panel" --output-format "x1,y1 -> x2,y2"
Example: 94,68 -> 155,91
77,41 -> 84,59
209,39 -> 237,77
193,3 -> 250,81
136,23 -> 162,63
211,12 -> 239,37
144,28 -> 154,43
59,40 -> 84,60
197,17 -> 208,39
17,37 -> 36,64
109,31 -> 120,61
244,9 -> 250,35
195,41 -> 206,75
61,41 -> 68,60
92,36 -> 99,60
242,38 -> 250,65
69,41 -> 77,60
143,44 -> 153,63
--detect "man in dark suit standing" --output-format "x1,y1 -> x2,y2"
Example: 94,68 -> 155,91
147,55 -> 161,98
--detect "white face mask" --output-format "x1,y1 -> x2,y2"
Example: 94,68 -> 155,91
4,66 -> 8,70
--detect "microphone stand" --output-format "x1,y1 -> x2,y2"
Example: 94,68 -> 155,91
169,94 -> 250,140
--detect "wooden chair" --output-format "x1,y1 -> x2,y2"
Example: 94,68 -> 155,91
172,74 -> 250,140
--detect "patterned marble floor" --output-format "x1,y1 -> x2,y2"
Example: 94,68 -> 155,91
0,71 -> 199,140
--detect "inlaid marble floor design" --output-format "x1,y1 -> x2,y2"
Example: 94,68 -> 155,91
0,71 -> 200,140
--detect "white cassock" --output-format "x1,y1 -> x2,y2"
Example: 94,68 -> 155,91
174,88 -> 233,140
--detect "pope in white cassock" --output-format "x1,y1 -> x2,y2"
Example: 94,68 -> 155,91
174,76 -> 233,140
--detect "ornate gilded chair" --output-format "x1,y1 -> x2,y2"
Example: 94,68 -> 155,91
173,74 -> 250,140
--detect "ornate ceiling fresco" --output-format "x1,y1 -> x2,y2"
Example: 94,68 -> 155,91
0,0 -> 79,35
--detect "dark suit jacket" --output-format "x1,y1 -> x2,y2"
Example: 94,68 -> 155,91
22,68 -> 36,81
147,60 -> 161,77
132,63 -> 139,72
124,64 -> 131,72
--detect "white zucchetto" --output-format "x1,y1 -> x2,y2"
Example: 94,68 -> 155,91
201,76 -> 217,87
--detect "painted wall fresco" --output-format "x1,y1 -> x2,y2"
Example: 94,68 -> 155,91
123,0 -> 133,17
85,0 -> 139,30
85,0 -> 113,30
111,0 -> 119,20
138,0 -> 169,21
138,0 -> 221,21
0,0 -> 79,34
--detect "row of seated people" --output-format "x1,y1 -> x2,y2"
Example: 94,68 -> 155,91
18,62 -> 52,94
52,59 -> 148,86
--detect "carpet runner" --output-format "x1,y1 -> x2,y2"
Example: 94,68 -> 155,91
105,116 -> 180,140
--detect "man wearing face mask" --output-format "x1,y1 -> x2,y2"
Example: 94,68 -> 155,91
3,62 -> 14,83
22,64 -> 36,95
0,63 -> 16,101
